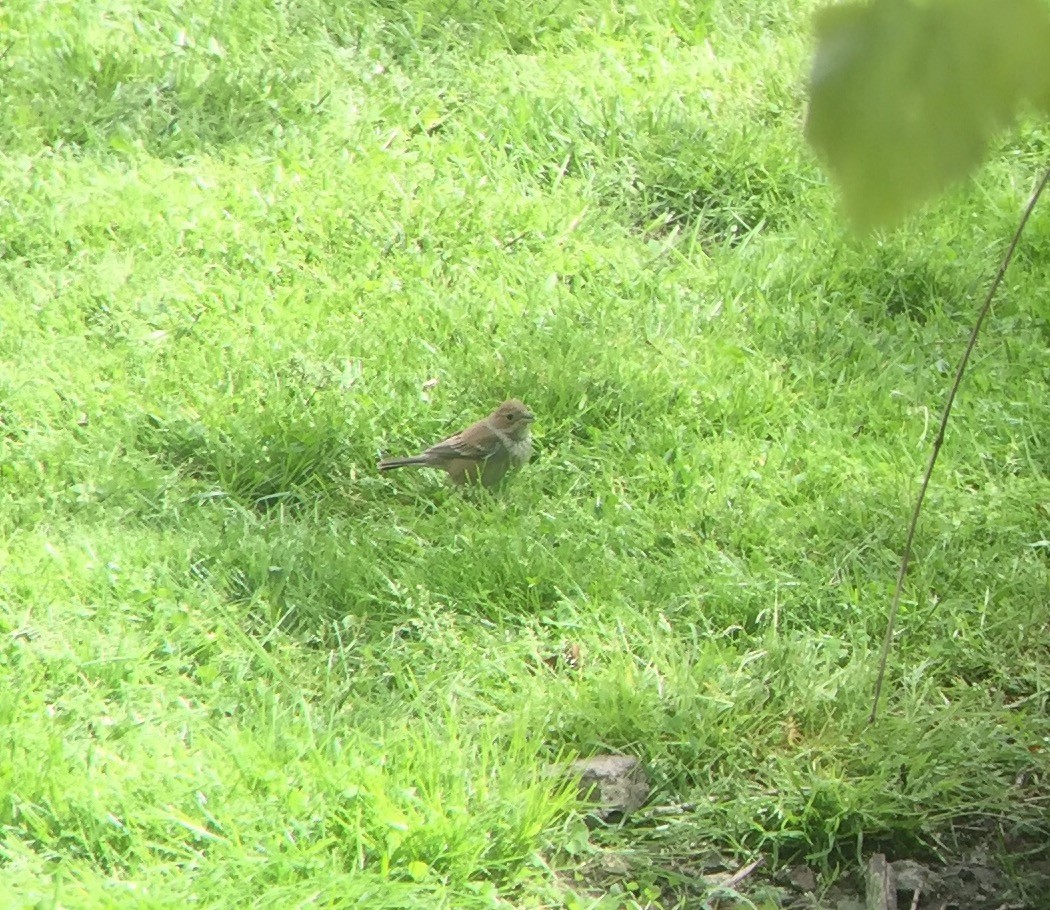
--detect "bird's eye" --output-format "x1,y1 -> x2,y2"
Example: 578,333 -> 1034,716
507,412 -> 516,420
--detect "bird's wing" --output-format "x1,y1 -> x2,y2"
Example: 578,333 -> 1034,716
425,430 -> 500,462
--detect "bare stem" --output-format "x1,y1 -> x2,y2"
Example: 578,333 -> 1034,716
870,165 -> 1050,724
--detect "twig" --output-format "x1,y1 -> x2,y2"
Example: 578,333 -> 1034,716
869,165 -> 1050,724
722,857 -> 764,890
640,802 -> 699,817
555,206 -> 589,246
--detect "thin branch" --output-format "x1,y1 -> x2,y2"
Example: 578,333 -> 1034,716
722,857 -> 764,890
870,165 -> 1050,724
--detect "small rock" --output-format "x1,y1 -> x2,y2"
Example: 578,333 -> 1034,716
890,859 -> 930,892
569,755 -> 651,822
788,864 -> 818,892
598,852 -> 632,876
865,853 -> 898,910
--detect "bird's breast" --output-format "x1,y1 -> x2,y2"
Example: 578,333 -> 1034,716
505,436 -> 532,467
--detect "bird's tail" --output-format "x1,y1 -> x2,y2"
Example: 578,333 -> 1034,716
378,456 -> 431,471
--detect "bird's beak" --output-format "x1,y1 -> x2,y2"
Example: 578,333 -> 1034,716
523,410 -> 536,423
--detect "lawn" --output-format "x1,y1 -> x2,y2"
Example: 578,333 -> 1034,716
0,0 -> 1047,907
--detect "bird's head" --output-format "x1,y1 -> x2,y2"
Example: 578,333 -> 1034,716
490,399 -> 535,438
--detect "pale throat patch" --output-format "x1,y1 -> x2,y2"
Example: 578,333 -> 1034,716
491,425 -> 532,467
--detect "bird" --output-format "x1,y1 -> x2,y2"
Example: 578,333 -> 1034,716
378,399 -> 535,488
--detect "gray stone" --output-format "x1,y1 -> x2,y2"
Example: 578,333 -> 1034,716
889,859 -> 931,892
569,755 -> 651,822
788,864 -> 818,892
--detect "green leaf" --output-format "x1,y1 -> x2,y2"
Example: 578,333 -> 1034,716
806,0 -> 1050,227
406,860 -> 429,882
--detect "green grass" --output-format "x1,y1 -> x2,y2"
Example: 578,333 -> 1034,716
1,0 -> 1048,907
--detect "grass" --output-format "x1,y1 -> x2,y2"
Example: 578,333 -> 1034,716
0,0 -> 1048,906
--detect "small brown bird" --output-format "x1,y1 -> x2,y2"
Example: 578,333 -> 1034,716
378,399 -> 535,487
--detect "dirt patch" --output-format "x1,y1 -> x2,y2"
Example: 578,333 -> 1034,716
555,826 -> 1050,908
